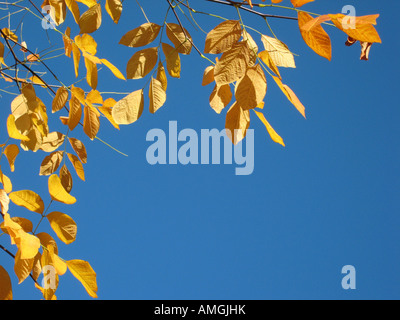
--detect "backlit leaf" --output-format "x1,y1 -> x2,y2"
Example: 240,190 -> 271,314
4,144 -> 19,172
0,265 -> 12,300
9,190 -> 44,214
126,47 -> 158,80
119,23 -> 161,48
112,89 -> 144,125
47,211 -> 77,245
79,3 -> 102,34
67,260 -> 98,298
48,174 -> 77,205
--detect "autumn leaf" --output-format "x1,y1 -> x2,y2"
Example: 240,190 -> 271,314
253,109 -> 285,147
0,265 -> 12,300
67,153 -> 85,181
112,89 -> 144,125
69,138 -> 88,164
214,42 -> 250,86
166,23 -> 192,55
298,11 -> 332,61
83,105 -> 100,140
4,144 -> 19,172
162,43 -> 181,78
149,77 -> 167,114
119,23 -> 161,48
105,0 -> 122,24
79,3 -> 102,34
209,84 -> 232,114
47,211 -> 77,245
9,190 -> 45,214
67,260 -> 98,298
204,20 -> 242,54
126,47 -> 158,80
48,174 -> 77,205
225,102 -> 251,145
52,87 -> 69,113
261,35 -> 296,68
235,64 -> 267,110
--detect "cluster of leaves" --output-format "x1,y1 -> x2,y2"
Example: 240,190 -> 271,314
0,0 -> 381,300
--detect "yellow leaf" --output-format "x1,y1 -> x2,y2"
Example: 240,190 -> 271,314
68,95 -> 82,131
225,102 -> 250,145
65,0 -> 80,23
40,132 -> 65,153
204,20 -> 242,54
290,0 -> 314,7
59,164 -> 73,194
156,62 -> 168,91
105,0 -> 122,24
36,232 -> 59,255
126,47 -> 158,80
258,50 -> 281,78
119,23 -> 161,48
86,90 -> 103,106
69,138 -> 87,164
112,89 -> 144,125
83,105 -> 100,140
0,189 -> 9,213
0,169 -> 12,193
214,42 -> 250,86
261,35 -> 296,68
67,153 -> 85,181
75,0 -> 97,7
235,64 -> 267,110
162,43 -> 181,78
149,77 -> 167,114
48,174 -> 77,205
78,3 -> 102,34
63,27 -> 72,57
100,58 -> 126,80
84,56 -> 98,90
52,87 -> 69,113
272,76 -> 306,118
202,66 -> 215,86
46,211 -> 77,245
71,85 -> 86,105
9,190 -> 44,214
253,109 -> 285,146
67,260 -> 98,298
14,250 -> 36,284
75,33 -> 97,56
0,216 -> 33,234
0,265 -> 12,300
98,105 -> 120,130
49,0 -> 67,25
72,43 -> 81,77
165,23 -> 192,55
7,115 -> 30,141
4,144 -> 19,172
3,213 -> 40,260
53,253 -> 67,276
298,11 -> 332,60
209,84 -> 232,114
1,28 -> 18,42
39,151 -> 64,176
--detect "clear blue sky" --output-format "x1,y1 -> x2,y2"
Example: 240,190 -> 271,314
1,0 -> 399,300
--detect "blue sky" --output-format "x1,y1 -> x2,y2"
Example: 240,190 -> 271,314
1,0 -> 399,300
